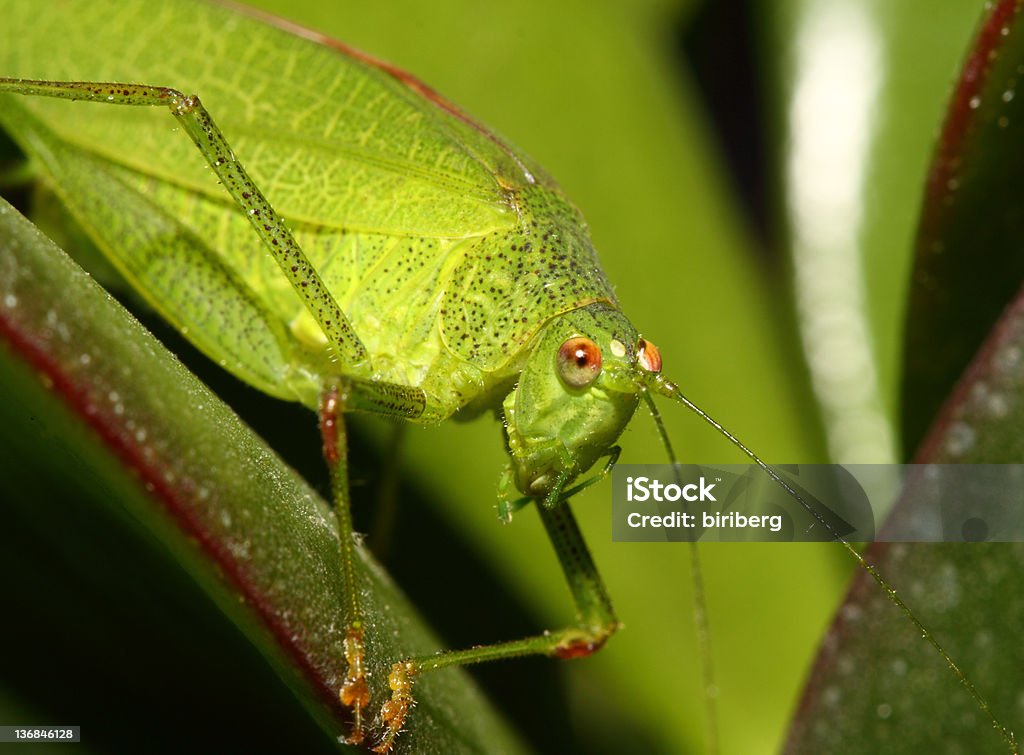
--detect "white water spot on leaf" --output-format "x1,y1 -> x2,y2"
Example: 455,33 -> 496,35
837,654 -> 855,676
227,538 -> 251,561
994,344 -> 1022,376
876,702 -> 893,720
3,294 -> 17,308
969,380 -> 990,404
958,710 -> 978,730
933,562 -> 962,611
973,629 -> 993,649
985,391 -> 1010,418
945,421 -> 976,457
841,603 -> 863,623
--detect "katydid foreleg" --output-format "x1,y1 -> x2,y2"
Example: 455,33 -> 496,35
372,500 -> 620,753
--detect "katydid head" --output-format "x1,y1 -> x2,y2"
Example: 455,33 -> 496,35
500,302 -> 663,509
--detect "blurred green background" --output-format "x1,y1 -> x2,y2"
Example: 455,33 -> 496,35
0,0 -> 992,753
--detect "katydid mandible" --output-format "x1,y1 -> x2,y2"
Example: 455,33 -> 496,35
0,0 -> 1016,752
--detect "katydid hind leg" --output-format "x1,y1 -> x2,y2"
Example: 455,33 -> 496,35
0,77 -> 443,740
0,77 -> 367,370
319,387 -> 371,744
318,376 -> 429,745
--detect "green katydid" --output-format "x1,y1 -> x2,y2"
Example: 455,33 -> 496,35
0,0 -> 1017,752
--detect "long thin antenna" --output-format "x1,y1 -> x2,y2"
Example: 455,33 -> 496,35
642,390 -> 719,755
646,373 -> 1017,753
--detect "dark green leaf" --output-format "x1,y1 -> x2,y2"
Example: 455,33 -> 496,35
788,3 -> 1024,752
902,0 -> 1024,455
0,196 -> 524,754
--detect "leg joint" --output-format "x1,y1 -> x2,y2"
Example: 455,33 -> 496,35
552,620 -> 621,660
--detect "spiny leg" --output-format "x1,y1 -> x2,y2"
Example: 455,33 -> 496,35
0,77 -> 368,369
319,376 -> 427,744
0,76 -> 439,744
320,387 -> 369,744
373,500 -> 619,753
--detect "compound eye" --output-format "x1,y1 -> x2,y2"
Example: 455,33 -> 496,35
557,337 -> 602,388
637,338 -> 662,374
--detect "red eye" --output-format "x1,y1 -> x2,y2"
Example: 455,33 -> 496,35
557,337 -> 602,388
637,338 -> 662,374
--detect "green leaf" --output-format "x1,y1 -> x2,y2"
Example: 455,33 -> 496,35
8,1 -> 997,752
784,289 -> 1024,751
0,196 -> 525,754
902,0 -> 1024,456
786,2 -> 1024,752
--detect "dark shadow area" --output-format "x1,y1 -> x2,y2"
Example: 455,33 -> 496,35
678,0 -> 772,254
0,420 -> 339,754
